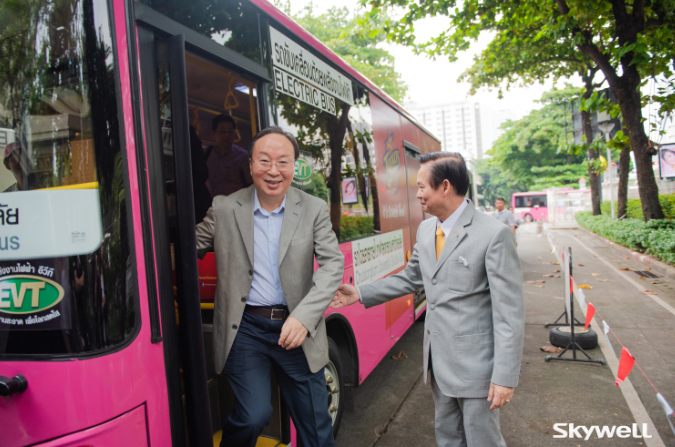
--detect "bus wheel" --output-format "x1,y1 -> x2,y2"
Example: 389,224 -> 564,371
325,337 -> 344,436
524,214 -> 533,222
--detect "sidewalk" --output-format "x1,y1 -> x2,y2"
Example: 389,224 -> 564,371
335,222 -> 675,447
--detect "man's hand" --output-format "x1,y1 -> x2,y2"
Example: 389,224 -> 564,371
330,284 -> 360,309
487,383 -> 514,410
278,316 -> 308,350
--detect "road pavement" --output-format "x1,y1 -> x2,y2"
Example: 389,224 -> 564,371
334,222 -> 675,447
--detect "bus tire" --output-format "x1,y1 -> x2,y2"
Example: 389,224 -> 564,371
524,213 -> 533,222
549,326 -> 598,350
326,337 -> 344,437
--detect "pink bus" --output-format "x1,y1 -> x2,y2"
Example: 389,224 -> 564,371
0,1 -> 441,445
512,191 -> 548,222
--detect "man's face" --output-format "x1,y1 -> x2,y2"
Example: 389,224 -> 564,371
250,134 -> 295,202
214,121 -> 236,150
495,199 -> 505,211
416,163 -> 448,217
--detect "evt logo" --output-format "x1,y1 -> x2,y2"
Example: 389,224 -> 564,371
383,127 -> 401,194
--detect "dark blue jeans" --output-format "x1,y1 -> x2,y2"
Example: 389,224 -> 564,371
220,310 -> 335,447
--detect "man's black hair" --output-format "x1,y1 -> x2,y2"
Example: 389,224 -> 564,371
211,114 -> 237,131
419,151 -> 470,196
248,126 -> 300,160
495,197 -> 506,203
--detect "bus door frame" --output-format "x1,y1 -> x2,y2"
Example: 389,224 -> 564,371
133,3 -> 272,446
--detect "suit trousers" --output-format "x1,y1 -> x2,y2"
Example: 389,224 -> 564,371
430,371 -> 507,447
220,310 -> 335,447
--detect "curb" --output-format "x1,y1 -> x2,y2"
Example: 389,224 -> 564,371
577,227 -> 675,282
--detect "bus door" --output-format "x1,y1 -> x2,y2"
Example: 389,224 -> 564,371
135,12 -> 288,444
402,142 -> 427,315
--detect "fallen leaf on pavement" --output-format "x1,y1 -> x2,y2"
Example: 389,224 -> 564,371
651,281 -> 660,284
578,264 -> 585,267
624,257 -> 630,260
526,281 -> 535,284
592,273 -> 601,277
643,291 -> 658,295
541,345 -> 563,353
536,280 -> 545,283
645,267 -> 651,271
543,274 -> 555,277
578,284 -> 593,289
555,275 -> 561,278
552,262 -> 560,265
391,351 -> 407,361
553,269 -> 561,273
613,260 -> 618,263
597,279 -> 608,282
619,267 -> 630,271
639,276 -> 647,280
535,285 -> 545,288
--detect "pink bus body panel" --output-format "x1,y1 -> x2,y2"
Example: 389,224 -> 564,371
0,1 -> 172,445
34,405 -> 148,447
512,192 -> 548,221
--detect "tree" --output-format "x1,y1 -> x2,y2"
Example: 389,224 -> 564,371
366,0 -> 673,220
475,159 -> 525,207
487,86 -> 587,187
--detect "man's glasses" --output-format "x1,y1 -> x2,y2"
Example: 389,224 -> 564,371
252,158 -> 293,171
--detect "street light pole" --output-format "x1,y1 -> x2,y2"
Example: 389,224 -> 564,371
598,122 -> 616,219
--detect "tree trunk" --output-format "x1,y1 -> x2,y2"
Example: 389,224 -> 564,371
617,143 -> 630,218
611,82 -> 664,221
581,109 -> 601,215
346,120 -> 369,212
325,103 -> 351,239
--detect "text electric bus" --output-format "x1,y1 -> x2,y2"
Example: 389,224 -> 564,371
0,1 -> 451,445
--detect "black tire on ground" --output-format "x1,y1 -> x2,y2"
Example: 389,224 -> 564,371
326,337 -> 344,437
550,326 -> 598,350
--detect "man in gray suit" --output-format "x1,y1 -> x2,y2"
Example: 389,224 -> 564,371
331,152 -> 524,447
196,127 -> 344,446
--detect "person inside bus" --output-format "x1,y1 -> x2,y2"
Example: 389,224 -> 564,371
3,141 -> 39,191
331,152 -> 524,447
494,197 -> 517,237
205,114 -> 253,197
189,125 -> 212,224
195,126 -> 343,447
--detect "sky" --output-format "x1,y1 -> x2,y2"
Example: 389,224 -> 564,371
286,0 -> 574,120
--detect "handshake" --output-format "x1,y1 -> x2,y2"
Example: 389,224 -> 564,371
329,284 -> 361,309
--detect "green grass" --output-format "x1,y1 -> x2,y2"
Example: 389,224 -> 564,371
339,215 -> 374,242
575,211 -> 675,265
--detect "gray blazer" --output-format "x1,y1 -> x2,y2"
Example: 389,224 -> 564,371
360,204 -> 524,398
196,185 -> 344,374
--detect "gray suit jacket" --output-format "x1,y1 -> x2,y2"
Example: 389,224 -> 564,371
360,204 -> 524,398
196,185 -> 344,374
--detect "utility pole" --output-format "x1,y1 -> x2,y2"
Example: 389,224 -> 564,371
598,121 -> 616,219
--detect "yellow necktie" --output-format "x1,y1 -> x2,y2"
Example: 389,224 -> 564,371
436,225 -> 445,260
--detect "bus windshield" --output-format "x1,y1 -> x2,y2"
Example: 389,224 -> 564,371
0,0 -> 134,357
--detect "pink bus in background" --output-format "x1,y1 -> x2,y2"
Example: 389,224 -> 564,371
512,191 -> 549,222
0,1 -> 441,446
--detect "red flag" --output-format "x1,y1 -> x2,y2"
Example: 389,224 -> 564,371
616,347 -> 635,387
584,303 -> 595,331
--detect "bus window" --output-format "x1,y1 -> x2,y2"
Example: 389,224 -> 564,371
277,83 -> 380,242
141,0 -> 262,64
0,0 -> 133,356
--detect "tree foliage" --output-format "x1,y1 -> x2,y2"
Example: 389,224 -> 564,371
364,0 -> 674,220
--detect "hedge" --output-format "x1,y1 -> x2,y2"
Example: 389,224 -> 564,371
575,211 -> 675,265
600,193 -> 675,219
339,215 -> 374,242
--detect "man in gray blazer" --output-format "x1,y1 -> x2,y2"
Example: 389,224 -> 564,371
196,127 -> 344,447
331,152 -> 524,447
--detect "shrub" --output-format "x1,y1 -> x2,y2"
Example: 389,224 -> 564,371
575,212 -> 675,265
339,215 -> 374,242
